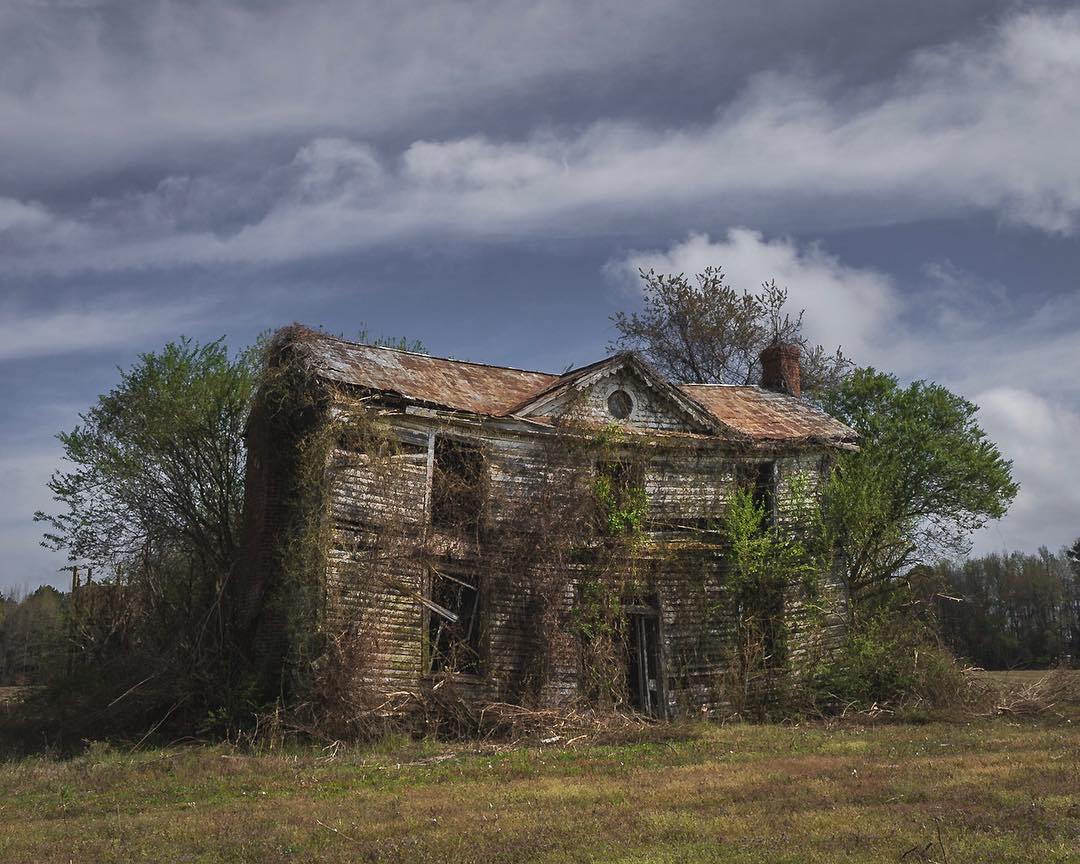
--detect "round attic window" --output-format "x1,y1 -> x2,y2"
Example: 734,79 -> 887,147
607,389 -> 633,419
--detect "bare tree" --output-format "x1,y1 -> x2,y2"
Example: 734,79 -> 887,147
610,267 -> 851,395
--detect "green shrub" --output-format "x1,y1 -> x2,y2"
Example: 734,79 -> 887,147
811,611 -> 968,711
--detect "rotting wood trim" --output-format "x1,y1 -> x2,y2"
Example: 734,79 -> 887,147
418,593 -> 459,624
422,431 -> 435,529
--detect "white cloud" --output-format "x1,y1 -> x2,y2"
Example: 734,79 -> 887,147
604,229 -> 898,362
0,0 -> 705,184
0,197 -> 52,233
0,293 -> 219,361
5,8 -> 1080,274
883,261 -> 1080,405
971,388 -> 1080,555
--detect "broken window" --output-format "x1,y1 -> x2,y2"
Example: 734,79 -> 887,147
596,459 -> 641,493
431,436 -> 486,533
424,568 -> 482,676
737,460 -> 776,527
594,459 -> 647,535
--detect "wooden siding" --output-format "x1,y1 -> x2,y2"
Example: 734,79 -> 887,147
240,369 -> 846,717
250,384 -> 848,717
544,369 -> 699,432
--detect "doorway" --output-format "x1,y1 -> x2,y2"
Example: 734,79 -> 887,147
626,609 -> 663,717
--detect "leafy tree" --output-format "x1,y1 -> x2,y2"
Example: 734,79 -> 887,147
932,548 -> 1079,668
0,586 -> 66,685
37,338 -> 255,575
32,325 -> 426,733
34,338 -> 257,720
610,267 -> 850,395
820,369 -> 1018,612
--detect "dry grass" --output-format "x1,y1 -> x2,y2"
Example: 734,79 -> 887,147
969,668 -> 1080,717
1,705 -> 1077,863
0,686 -> 38,705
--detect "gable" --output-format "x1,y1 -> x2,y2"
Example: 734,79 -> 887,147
512,355 -> 718,434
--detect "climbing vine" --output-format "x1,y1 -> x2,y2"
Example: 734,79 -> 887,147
242,329 -> 840,734
718,469 -> 828,717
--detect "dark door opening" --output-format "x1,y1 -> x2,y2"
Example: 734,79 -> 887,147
626,610 -> 663,717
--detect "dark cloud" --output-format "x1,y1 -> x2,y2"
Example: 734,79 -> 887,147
2,1 -> 1078,590
0,0 -> 1045,192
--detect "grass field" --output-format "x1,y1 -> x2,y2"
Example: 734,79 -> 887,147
0,676 -> 1077,863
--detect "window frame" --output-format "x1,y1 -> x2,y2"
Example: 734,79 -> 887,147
423,565 -> 484,677
429,435 -> 487,533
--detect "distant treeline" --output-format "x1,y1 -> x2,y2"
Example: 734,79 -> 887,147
931,545 -> 1080,669
0,586 -> 66,686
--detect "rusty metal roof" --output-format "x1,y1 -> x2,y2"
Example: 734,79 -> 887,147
286,328 -> 855,445
291,328 -> 559,415
680,384 -> 857,444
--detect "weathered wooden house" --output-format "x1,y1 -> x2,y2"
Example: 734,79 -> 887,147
239,326 -> 857,718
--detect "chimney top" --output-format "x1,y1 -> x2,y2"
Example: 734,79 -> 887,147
759,343 -> 801,398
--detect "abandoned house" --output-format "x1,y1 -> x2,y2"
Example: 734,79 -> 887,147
238,326 -> 858,719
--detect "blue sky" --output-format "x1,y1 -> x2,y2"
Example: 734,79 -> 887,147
2,0 -> 1079,592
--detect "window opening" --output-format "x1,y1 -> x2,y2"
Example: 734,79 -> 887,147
737,460 -> 776,526
425,567 -> 482,675
595,458 -> 646,533
607,389 -> 633,419
431,436 -> 486,532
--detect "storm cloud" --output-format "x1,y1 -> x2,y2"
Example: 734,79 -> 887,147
2,1 -> 1078,590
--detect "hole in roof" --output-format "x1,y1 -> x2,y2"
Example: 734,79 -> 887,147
607,389 -> 633,420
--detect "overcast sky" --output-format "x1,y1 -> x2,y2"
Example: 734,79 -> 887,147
3,0 -> 1079,593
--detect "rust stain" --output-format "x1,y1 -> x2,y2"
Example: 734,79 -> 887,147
288,328 -> 855,444
296,329 -> 558,415
680,384 -> 855,444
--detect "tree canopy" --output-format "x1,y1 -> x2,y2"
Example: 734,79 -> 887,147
610,267 -> 851,395
36,338 -> 256,576
820,368 -> 1018,608
931,548 -> 1079,668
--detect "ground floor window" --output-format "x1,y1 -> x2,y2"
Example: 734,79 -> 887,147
424,567 -> 482,675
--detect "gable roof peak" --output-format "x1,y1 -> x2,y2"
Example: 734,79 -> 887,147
508,350 -> 723,434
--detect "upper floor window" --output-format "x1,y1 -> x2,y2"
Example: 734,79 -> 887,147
430,436 -> 486,533
737,460 -> 776,527
595,458 -> 648,536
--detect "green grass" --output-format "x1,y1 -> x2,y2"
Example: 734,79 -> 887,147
1,709 -> 1077,863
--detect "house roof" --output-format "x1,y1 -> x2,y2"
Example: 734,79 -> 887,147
284,327 -> 856,446
680,384 -> 857,445
287,327 -> 559,415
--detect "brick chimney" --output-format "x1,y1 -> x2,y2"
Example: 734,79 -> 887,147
759,343 -> 801,398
